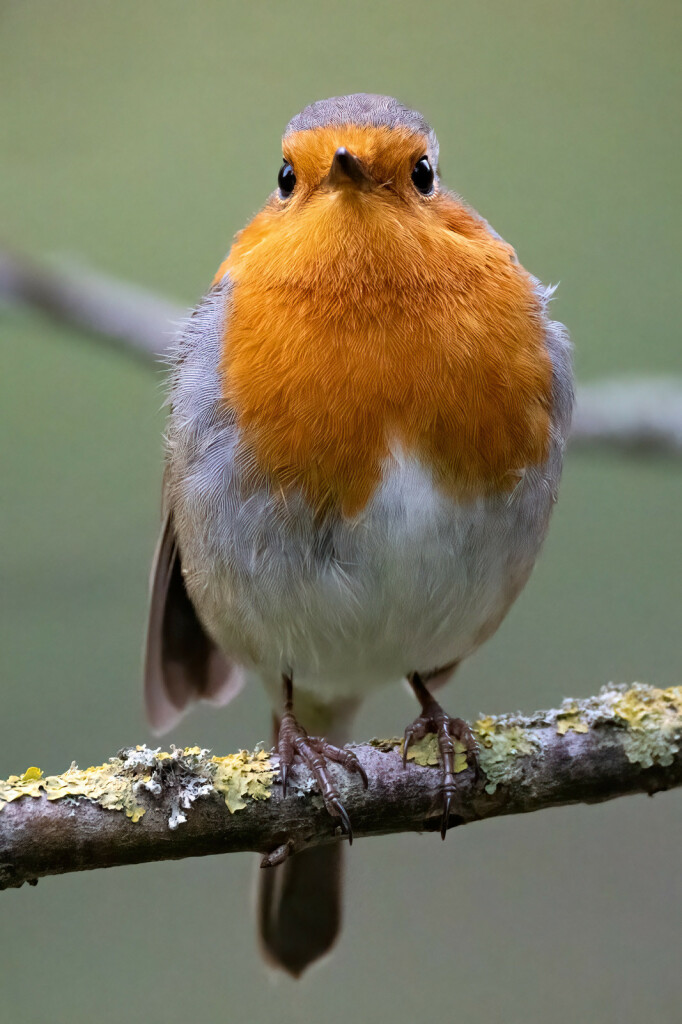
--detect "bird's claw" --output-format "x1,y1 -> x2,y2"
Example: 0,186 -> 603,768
277,712 -> 365,840
402,698 -> 478,839
402,725 -> 418,766
328,795 -> 353,844
315,740 -> 368,789
440,790 -> 453,840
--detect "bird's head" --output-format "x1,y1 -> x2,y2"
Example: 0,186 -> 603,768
218,94 -> 483,290
276,94 -> 440,211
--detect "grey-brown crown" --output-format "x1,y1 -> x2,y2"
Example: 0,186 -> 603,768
284,94 -> 439,166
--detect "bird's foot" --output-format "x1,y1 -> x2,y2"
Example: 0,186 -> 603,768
403,673 -> 478,839
278,699 -> 368,843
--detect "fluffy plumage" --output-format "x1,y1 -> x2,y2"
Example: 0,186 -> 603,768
144,93 -> 574,975
217,123 -> 554,516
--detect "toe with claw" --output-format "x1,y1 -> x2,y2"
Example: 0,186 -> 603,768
404,671 -> 478,838
278,676 -> 368,842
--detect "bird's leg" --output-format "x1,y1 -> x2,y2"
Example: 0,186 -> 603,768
277,675 -> 368,843
403,671 -> 478,839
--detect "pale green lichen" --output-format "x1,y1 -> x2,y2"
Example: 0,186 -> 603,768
474,717 -> 540,794
610,684 -> 682,768
541,684 -> 682,769
471,684 -> 682,792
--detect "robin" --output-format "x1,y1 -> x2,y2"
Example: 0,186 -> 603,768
144,93 -> 573,976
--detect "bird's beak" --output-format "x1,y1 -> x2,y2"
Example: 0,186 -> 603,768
324,147 -> 374,191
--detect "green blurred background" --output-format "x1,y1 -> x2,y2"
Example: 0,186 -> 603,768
1,2 -> 680,1021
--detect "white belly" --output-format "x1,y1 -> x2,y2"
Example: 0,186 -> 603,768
173,448 -> 553,705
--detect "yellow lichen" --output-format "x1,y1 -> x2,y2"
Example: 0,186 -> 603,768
475,716 -> 497,746
556,707 -> 589,735
402,734 -> 468,773
0,746 -> 276,822
368,737 -> 402,752
610,684 -> 682,768
0,760 -> 147,821
211,749 -> 275,813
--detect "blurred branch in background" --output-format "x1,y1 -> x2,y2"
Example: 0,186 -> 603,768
1,684 -> 680,891
1,247 -> 682,456
0,247 -> 180,366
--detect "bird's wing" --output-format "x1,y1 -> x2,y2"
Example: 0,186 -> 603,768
143,510 -> 244,734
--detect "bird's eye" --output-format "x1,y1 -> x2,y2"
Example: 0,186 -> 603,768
278,161 -> 296,197
411,156 -> 434,195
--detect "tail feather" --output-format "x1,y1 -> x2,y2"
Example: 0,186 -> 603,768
258,843 -> 344,977
258,700 -> 358,976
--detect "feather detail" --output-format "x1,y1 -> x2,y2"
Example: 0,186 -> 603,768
144,513 -> 244,734
218,125 -> 553,517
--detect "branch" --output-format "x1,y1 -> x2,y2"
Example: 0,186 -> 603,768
2,247 -> 681,456
572,378 -> 682,456
0,684 -> 679,890
0,248 -> 182,366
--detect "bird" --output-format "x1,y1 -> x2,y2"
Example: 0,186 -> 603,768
144,93 -> 573,977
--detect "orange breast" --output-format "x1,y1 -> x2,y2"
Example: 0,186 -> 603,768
217,169 -> 552,518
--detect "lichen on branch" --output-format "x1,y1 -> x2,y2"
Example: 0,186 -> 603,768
0,683 -> 680,891
0,745 -> 275,827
